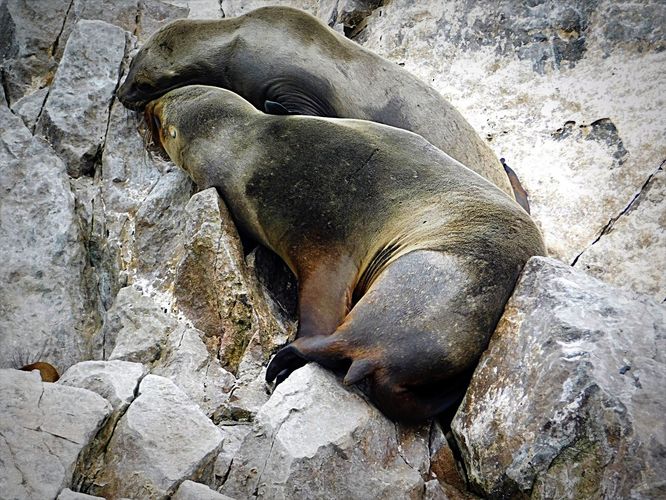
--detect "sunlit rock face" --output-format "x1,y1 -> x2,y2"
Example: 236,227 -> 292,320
0,1 -> 663,499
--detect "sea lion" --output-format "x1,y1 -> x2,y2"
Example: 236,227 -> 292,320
20,362 -> 60,382
117,6 -> 529,209
144,85 -> 545,422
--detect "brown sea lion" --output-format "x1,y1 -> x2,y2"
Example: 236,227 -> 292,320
117,6 -> 531,210
20,362 -> 60,382
144,85 -> 544,421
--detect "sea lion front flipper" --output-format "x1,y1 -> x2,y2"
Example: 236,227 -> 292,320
264,100 -> 292,115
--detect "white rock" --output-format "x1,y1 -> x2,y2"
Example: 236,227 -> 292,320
220,364 -> 425,499
92,374 -> 224,499
57,488 -> 105,499
0,369 -> 111,500
173,480 -> 236,500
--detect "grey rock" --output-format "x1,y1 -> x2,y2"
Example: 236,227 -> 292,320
138,0 -> 189,42
0,369 -> 112,500
319,0 -> 382,36
97,285 -> 177,363
220,1 -> 318,18
35,20 -> 126,178
59,360 -> 147,411
162,0 -> 222,19
72,0 -> 139,33
212,424 -> 252,487
173,480 -> 236,500
92,374 -> 224,499
220,364 -> 425,499
452,257 -> 666,499
0,0 -> 71,104
0,104 -> 99,373
57,488 -> 105,500
153,325 -> 236,417
11,87 -> 48,130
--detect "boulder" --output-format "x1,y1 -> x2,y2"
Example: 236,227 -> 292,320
452,257 -> 666,499
57,489 -> 105,500
220,364 -> 428,499
91,374 -> 224,499
0,369 -> 111,500
173,480 -> 236,500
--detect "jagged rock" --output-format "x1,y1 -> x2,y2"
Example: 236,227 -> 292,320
212,424 -> 252,487
133,168 -> 194,286
357,0 -> 666,298
35,20 -> 126,178
0,0 -> 70,104
0,369 -> 112,500
319,0 -> 382,35
0,104 -> 99,373
220,364 -> 426,499
96,285 -> 177,362
59,360 -> 147,412
576,164 -> 665,301
429,424 -> 466,493
57,489 -> 105,500
71,0 -> 139,33
152,325 -> 236,417
452,257 -> 666,499
174,188 -> 289,373
11,87 -> 48,130
91,374 -> 224,499
173,480 -> 236,500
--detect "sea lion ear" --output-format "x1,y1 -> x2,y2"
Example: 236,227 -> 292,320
343,358 -> 375,385
264,100 -> 291,115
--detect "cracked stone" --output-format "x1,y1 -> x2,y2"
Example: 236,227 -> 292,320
91,374 -> 224,499
575,164 -> 665,301
220,364 -> 426,499
10,87 -> 48,130
35,19 -> 126,178
452,257 -> 666,498
219,1 -> 318,18
173,480 -> 236,500
0,103 -> 100,373
0,369 -> 111,500
57,489 -> 105,500
161,0 -> 223,19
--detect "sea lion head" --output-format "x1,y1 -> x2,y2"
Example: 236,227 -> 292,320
118,20 -> 231,111
144,85 -> 258,175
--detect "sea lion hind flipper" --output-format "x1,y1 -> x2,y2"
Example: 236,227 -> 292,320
500,158 -> 531,213
264,100 -> 292,115
343,358 -> 375,385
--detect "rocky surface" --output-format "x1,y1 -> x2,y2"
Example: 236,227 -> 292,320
0,369 -> 111,500
452,257 -> 666,498
0,1 -> 663,499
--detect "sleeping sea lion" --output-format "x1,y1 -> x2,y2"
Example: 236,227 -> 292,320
117,6 -> 531,209
143,85 -> 544,422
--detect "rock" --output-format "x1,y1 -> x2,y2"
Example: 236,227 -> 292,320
0,104 -> 99,373
163,0 -> 223,19
71,0 -> 139,33
212,424 -> 252,487
357,0 -> 666,298
220,0 -> 318,18
97,285 -> 177,363
11,87 -> 48,130
0,0 -> 71,104
57,488 -> 105,500
319,0 -> 382,36
138,0 -> 189,42
575,164 -> 665,301
173,480 -> 236,500
0,369 -> 112,500
91,374 -> 224,499
452,256 -> 666,499
174,188 -> 289,373
152,325 -> 236,417
35,20 -> 126,178
429,424 -> 466,493
59,360 -> 148,412
220,364 -> 425,499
